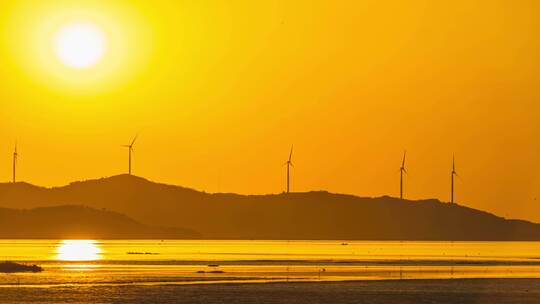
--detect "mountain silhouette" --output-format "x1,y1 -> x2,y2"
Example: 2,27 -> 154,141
0,205 -> 199,239
1,174 -> 539,240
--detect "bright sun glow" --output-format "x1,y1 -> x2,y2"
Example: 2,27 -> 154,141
54,22 -> 106,69
56,240 -> 102,261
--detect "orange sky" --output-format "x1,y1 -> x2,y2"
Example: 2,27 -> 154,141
0,1 -> 539,222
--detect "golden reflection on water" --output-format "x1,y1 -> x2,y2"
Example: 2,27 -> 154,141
56,240 -> 102,261
1,240 -> 540,287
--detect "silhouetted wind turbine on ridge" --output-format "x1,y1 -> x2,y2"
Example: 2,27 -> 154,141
285,146 -> 293,193
12,142 -> 18,183
399,151 -> 407,200
122,135 -> 138,175
451,155 -> 458,204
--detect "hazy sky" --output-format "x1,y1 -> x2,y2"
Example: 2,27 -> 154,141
1,1 -> 539,222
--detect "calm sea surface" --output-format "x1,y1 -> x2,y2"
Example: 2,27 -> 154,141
2,240 -> 540,287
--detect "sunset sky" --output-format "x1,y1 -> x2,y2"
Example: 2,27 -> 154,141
0,1 -> 539,221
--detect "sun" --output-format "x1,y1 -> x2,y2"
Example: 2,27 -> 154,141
54,21 -> 107,69
56,240 -> 102,261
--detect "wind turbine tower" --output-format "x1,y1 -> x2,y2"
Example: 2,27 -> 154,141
451,156 -> 458,204
399,151 -> 407,200
122,135 -> 138,175
285,146 -> 293,193
12,143 -> 18,183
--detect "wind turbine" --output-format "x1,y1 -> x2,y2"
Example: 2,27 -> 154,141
285,146 -> 293,193
399,151 -> 407,200
122,135 -> 138,175
451,156 -> 458,204
12,142 -> 18,183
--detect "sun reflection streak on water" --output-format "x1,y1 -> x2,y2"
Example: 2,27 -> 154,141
56,240 -> 102,261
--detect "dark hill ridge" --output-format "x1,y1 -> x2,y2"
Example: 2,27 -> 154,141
1,174 -> 539,240
0,205 -> 199,239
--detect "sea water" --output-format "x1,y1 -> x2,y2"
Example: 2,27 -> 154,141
1,240 -> 540,287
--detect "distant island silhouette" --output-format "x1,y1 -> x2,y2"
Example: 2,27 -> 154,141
1,174 -> 539,240
0,261 -> 42,273
0,205 -> 199,239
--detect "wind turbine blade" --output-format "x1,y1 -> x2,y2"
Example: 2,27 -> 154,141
402,151 -> 406,167
131,134 -> 139,146
289,146 -> 293,162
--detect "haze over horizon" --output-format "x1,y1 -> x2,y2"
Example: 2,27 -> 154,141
1,0 -> 539,224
